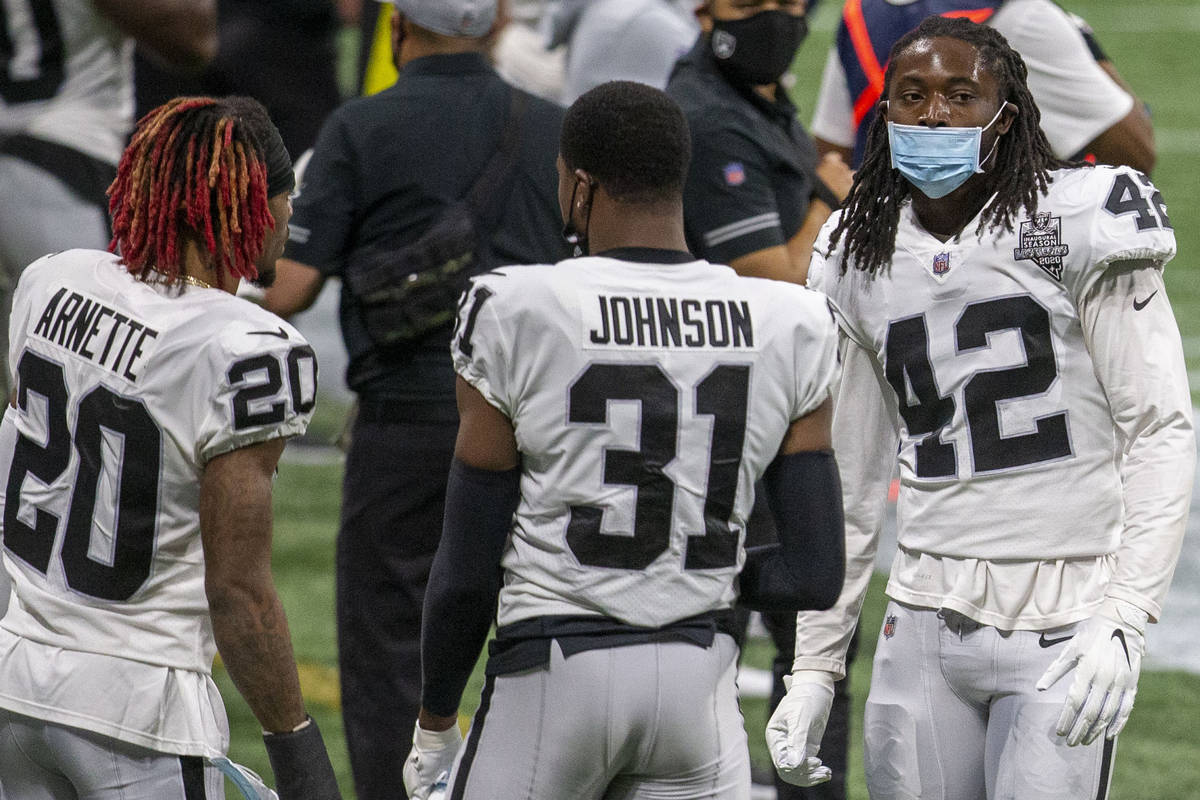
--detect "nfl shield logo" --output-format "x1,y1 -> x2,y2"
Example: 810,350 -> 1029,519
932,252 -> 950,275
723,162 -> 746,186
883,614 -> 898,639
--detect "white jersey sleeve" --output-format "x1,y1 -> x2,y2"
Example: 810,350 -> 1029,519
195,320 -> 318,464
451,271 -> 517,418
1078,263 -> 1193,621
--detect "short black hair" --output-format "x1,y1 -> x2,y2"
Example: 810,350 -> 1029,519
560,80 -> 691,204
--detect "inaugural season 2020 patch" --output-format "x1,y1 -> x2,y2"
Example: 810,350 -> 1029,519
1013,211 -> 1069,280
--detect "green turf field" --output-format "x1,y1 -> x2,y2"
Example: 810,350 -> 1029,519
221,2 -> 1200,796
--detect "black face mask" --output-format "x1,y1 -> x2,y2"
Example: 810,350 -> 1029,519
561,177 -> 593,256
709,10 -> 809,87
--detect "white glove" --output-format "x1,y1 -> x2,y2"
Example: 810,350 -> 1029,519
1035,598 -> 1148,746
403,722 -> 462,799
765,670 -> 836,787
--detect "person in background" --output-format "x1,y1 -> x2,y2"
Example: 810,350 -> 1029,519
262,1 -> 566,796
770,16 -> 1191,798
0,96 -> 341,800
810,0 -> 1155,173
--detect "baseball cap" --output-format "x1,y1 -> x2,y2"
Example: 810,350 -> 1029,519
387,0 -> 496,38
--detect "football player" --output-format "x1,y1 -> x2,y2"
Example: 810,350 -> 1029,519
0,97 -> 341,799
403,80 -> 846,800
768,16 -> 1193,800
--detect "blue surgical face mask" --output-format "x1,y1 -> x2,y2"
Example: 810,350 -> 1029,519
886,103 -> 1009,199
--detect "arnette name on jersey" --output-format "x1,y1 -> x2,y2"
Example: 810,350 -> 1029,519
31,285 -> 160,382
583,293 -> 756,350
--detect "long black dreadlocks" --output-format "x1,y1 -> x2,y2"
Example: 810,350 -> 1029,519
829,15 -> 1078,275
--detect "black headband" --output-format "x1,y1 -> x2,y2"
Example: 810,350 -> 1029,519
261,123 -> 294,198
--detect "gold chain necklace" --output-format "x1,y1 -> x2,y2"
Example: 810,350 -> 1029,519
178,273 -> 217,290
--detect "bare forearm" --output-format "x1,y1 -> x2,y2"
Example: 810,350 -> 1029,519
92,0 -> 217,71
201,440 -> 307,733
210,582 -> 307,733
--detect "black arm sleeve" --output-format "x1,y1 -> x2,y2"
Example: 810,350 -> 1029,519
738,449 -> 845,612
419,458 -> 521,717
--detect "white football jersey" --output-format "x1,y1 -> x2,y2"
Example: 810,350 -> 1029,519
0,249 -> 315,755
813,165 -> 1176,562
452,254 -> 838,628
0,0 -> 134,164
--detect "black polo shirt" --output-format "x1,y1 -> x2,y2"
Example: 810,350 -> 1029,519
286,52 -> 566,403
667,37 -> 822,266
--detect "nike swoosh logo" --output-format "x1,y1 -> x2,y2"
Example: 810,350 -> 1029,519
1038,632 -> 1073,648
247,327 -> 289,340
1112,629 -> 1131,667
1133,290 -> 1158,311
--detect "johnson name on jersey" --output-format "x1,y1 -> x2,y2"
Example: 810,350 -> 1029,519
811,165 -> 1175,562
452,255 -> 838,629
0,249 -> 316,755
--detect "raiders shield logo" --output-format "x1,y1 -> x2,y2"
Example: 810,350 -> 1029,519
712,30 -> 737,59
1013,211 -> 1069,280
883,614 -> 898,639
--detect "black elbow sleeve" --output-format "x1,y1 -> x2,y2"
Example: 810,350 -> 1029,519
420,458 -> 520,717
740,450 -> 845,611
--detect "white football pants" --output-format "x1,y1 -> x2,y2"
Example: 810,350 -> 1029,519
864,601 -> 1116,800
448,633 -> 750,799
0,708 -> 225,799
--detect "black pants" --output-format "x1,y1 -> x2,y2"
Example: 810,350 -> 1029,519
741,490 -> 856,800
336,411 -> 458,800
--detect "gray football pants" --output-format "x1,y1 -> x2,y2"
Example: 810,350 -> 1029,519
448,633 -> 751,799
864,601 -> 1116,800
0,154 -> 110,397
0,708 -> 224,799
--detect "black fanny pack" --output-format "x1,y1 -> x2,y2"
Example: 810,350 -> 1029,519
344,90 -> 527,350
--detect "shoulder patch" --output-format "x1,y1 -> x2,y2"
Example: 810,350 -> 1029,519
1013,211 -> 1069,281
722,162 -> 746,187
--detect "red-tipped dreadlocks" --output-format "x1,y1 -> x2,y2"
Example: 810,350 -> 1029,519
107,96 -> 275,285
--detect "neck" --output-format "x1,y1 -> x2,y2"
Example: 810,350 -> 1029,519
585,199 -> 690,255
910,174 -> 996,242
179,238 -> 235,293
397,32 -> 486,68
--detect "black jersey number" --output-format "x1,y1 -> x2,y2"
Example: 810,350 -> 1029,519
0,0 -> 65,104
885,295 -> 1070,478
229,345 -> 317,430
4,351 -> 162,601
565,363 -> 750,571
1103,172 -> 1171,231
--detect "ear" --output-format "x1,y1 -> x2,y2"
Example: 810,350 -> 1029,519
995,100 -> 1018,136
877,99 -> 889,121
573,169 -> 594,206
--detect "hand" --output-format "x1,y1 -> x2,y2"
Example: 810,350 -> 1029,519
765,670 -> 836,787
1035,598 -> 1148,746
815,152 -> 854,204
403,720 -> 463,799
